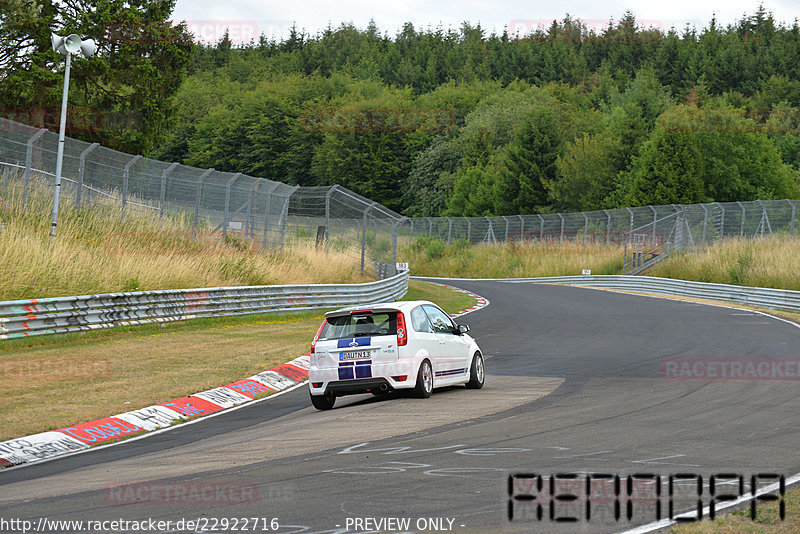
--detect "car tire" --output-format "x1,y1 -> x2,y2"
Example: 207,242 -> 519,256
413,360 -> 433,398
310,391 -> 336,410
466,352 -> 485,389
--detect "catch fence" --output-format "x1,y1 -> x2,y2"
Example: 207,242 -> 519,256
1,117 -> 797,276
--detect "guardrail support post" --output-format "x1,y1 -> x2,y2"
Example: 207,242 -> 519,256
76,142 -> 98,210
121,155 -> 142,221
194,168 -> 213,239
222,172 -> 242,240
159,162 -> 178,222
23,128 -> 47,209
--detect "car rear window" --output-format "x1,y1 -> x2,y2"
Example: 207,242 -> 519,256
320,312 -> 397,340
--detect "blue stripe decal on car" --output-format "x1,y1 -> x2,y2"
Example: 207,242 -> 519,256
435,368 -> 467,377
338,361 -> 355,380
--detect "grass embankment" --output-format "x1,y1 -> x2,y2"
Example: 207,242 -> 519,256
650,236 -> 800,290
0,177 -> 366,301
402,237 -> 624,278
672,486 -> 800,533
0,280 -> 473,441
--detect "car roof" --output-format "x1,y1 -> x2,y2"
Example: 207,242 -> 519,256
324,300 -> 437,318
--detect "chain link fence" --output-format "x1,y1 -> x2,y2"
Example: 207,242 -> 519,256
2,116 -> 798,277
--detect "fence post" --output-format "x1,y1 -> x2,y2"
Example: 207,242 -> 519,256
467,218 -> 472,242
603,209 -> 611,246
736,201 -> 746,237
447,217 -> 452,244
120,155 -> 142,221
409,219 -> 414,242
392,217 -> 406,264
518,214 -> 525,240
625,207 -> 634,233
650,206 -> 657,244
23,128 -> 47,209
261,183 -> 281,248
582,213 -> 589,244
361,203 -> 376,275
538,214 -> 544,240
159,162 -> 178,221
280,195 -> 291,250
75,142 -> 98,210
193,168 -> 213,239
245,183 -> 258,239
718,203 -> 725,242
325,186 -> 337,252
700,204 -> 708,249
558,213 -> 564,242
789,199 -> 796,236
503,215 -> 510,242
222,172 -> 242,240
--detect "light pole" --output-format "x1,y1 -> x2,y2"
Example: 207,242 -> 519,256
49,32 -> 96,242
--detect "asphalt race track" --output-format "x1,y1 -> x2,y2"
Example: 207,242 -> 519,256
1,280 -> 799,534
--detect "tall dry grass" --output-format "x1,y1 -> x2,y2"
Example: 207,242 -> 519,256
649,236 -> 800,290
401,237 -> 624,278
0,174 -> 367,301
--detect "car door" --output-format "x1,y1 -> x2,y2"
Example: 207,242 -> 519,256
422,305 -> 471,380
409,305 -> 442,372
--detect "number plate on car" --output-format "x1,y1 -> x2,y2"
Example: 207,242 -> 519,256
340,350 -> 372,360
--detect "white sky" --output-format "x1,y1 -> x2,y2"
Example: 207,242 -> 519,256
172,0 -> 799,44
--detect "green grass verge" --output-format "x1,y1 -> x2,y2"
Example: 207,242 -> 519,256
671,485 -> 799,533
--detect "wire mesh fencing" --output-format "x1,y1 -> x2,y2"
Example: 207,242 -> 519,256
1,116 -> 798,278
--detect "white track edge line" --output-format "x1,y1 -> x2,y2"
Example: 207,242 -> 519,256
617,473 -> 800,534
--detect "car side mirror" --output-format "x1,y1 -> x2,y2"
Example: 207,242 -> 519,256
458,324 -> 470,334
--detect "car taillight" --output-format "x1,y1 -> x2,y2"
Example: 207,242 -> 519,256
396,312 -> 408,346
311,319 -> 326,354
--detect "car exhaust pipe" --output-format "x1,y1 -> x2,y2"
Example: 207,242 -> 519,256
379,383 -> 389,392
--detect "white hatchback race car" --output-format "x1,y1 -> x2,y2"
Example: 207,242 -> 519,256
308,300 -> 484,410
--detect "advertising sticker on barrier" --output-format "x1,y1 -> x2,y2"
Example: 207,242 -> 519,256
159,396 -> 225,418
224,379 -> 275,399
249,370 -> 297,391
114,405 -> 187,431
191,387 -> 252,409
0,432 -> 88,466
58,417 -> 144,444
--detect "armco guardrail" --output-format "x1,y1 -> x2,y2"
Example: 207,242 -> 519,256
0,271 -> 409,340
494,275 -> 800,313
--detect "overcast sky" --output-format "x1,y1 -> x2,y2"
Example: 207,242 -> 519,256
172,0 -> 798,44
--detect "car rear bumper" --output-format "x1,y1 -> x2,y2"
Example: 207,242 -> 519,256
309,361 -> 416,396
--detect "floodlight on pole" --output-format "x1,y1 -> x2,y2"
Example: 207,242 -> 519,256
49,32 -> 96,242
